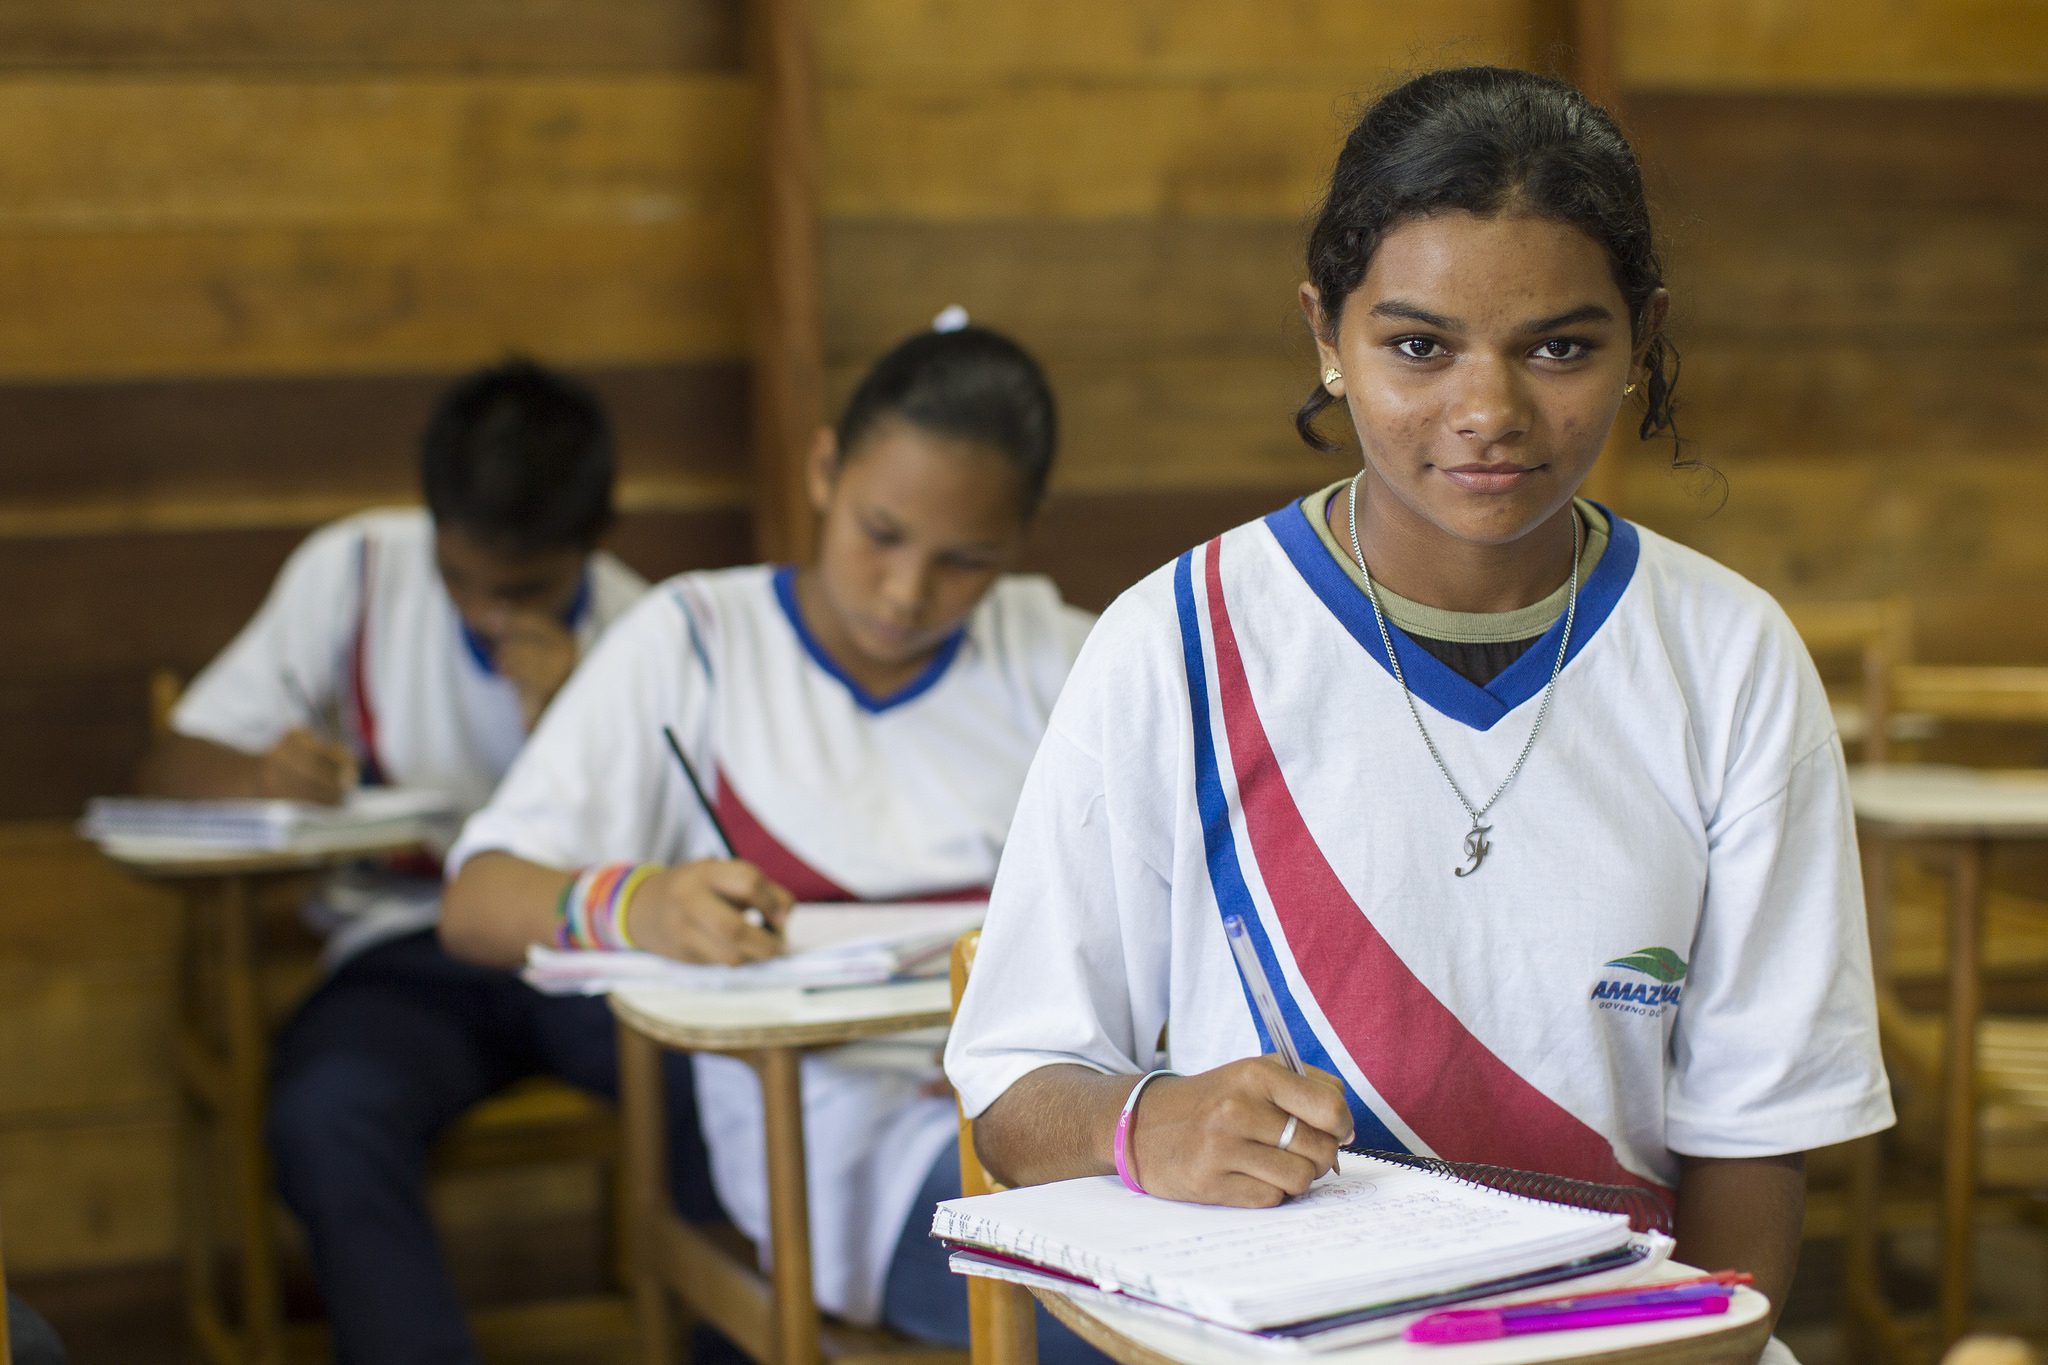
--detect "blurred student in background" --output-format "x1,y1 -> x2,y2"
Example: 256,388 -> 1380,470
135,361 -> 713,1365
442,319 -> 1106,1360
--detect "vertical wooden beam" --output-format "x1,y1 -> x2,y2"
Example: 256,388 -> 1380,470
1559,0 -> 1623,119
1558,0 -> 1634,509
749,0 -> 825,563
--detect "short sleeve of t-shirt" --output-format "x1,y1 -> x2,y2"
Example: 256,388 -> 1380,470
171,520 -> 364,752
945,579 -> 1175,1119
1665,733 -> 1894,1155
446,585 -> 721,877
1664,607 -> 1893,1156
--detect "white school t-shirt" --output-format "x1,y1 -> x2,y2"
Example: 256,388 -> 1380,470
172,507 -> 648,961
446,565 -> 1094,1324
948,501 -> 1894,1207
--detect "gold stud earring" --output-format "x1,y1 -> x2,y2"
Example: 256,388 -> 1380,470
1323,368 -> 1343,388
1623,382 -> 1637,396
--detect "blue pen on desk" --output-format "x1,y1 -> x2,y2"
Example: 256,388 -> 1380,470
1222,914 -> 1307,1075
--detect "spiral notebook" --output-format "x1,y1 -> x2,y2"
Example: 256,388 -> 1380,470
932,1151 -> 1644,1336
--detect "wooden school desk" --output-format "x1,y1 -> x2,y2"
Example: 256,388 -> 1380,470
611,977 -> 967,1365
1845,764 -> 2048,1352
103,833 -> 424,1365
1034,1267 -> 1773,1365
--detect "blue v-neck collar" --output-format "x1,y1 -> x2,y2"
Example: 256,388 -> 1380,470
771,565 -> 966,714
1263,498 -> 1639,732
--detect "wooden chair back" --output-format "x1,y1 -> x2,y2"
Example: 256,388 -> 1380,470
950,930 -> 1038,1365
1784,597 -> 1913,763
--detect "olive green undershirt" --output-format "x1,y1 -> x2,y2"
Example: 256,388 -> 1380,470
1301,480 -> 1611,685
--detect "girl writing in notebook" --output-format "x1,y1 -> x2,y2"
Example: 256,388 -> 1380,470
946,67 -> 1891,1363
441,319 -> 1106,1360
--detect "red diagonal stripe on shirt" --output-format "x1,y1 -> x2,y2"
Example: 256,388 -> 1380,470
713,774 -> 990,905
1202,537 -> 1663,1194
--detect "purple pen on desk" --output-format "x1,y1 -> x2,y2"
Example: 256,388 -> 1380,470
1222,914 -> 1306,1075
1405,1287 -> 1733,1344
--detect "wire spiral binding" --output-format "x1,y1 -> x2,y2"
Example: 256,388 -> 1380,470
1345,1147 -> 1674,1235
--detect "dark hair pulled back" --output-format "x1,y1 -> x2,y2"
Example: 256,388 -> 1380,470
836,324 -> 1058,516
1297,66 -> 1680,460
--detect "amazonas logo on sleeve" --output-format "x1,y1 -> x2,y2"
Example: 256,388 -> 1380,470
1590,946 -> 1687,1017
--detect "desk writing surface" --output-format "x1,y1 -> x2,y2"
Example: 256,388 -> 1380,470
97,830 -> 427,878
1041,1271 -> 1771,1365
609,976 -> 952,1051
1848,764 -> 2048,838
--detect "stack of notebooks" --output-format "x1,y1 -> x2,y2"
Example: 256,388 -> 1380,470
524,903 -> 984,995
82,788 -> 454,859
934,1152 -> 1671,1354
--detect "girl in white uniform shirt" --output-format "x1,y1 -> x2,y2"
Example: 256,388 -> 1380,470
946,68 -> 1892,1364
442,322 -> 1106,1359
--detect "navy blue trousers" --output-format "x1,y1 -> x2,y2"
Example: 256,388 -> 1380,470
880,1147 -> 1110,1365
266,928 -> 720,1365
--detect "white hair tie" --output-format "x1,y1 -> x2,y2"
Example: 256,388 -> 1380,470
932,305 -> 970,333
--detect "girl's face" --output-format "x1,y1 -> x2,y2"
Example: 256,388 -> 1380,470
1306,211 -> 1656,549
805,414 -> 1030,676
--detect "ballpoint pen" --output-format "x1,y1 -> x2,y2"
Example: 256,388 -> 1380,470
661,724 -> 777,934
1222,913 -> 1307,1075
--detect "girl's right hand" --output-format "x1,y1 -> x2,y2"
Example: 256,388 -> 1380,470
1129,1056 -> 1355,1206
259,728 -> 358,804
627,859 -> 794,965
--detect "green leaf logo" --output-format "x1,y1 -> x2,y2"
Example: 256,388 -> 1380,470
1605,947 -> 1688,983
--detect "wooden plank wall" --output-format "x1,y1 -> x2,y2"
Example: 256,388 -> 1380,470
1612,4 -> 2048,668
0,0 -> 761,1276
6,0 -> 2048,1287
815,1 -> 1559,605
0,0 -> 758,824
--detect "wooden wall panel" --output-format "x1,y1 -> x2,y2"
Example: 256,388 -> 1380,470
0,0 -> 763,1288
1621,1 -> 2048,93
826,220 -> 1308,358
0,76 -> 752,231
0,218 -> 750,382
0,363 -> 748,515
1021,485 -> 1313,612
1614,87 -> 2048,662
0,0 -> 742,72
820,0 -> 1543,82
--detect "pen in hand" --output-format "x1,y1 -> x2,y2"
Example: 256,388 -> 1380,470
661,725 -> 779,935
1223,914 -> 1308,1075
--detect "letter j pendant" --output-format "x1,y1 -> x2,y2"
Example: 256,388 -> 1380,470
1455,822 -> 1493,878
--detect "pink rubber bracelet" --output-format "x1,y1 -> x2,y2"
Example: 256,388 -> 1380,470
1113,1069 -> 1179,1195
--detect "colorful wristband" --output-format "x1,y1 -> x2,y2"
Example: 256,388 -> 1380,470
554,863 -> 662,951
1113,1068 -> 1180,1196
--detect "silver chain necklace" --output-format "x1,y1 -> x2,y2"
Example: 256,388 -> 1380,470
1345,473 -> 1579,877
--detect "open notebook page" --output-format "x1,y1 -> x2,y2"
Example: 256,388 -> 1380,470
931,1152 -> 1631,1331
524,902 -> 984,994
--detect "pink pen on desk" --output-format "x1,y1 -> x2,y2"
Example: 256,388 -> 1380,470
1405,1285 -> 1734,1344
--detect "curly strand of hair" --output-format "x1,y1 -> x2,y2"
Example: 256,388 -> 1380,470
1294,384 -> 1347,455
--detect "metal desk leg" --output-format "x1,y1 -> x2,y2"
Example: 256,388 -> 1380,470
1938,838 -> 1986,1349
218,876 -> 282,1364
756,1047 -> 819,1365
619,1021 -> 678,1364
